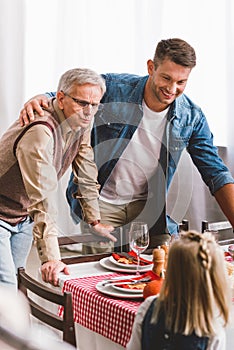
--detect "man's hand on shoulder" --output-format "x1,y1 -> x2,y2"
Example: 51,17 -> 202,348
41,260 -> 70,287
19,94 -> 49,126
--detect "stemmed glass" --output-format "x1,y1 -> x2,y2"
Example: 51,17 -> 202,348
129,222 -> 149,275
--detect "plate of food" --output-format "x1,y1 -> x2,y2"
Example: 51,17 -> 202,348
110,253 -> 153,269
99,256 -> 153,273
96,281 -> 144,299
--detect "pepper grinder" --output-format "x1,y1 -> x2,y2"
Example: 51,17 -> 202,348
152,246 -> 165,277
161,242 -> 169,270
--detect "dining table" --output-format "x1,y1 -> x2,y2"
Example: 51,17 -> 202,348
58,248 -> 234,350
58,255 -> 151,350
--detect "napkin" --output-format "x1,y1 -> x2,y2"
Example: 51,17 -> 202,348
224,251 -> 234,263
112,250 -> 152,266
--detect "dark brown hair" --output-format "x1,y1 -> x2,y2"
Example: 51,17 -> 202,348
153,38 -> 196,69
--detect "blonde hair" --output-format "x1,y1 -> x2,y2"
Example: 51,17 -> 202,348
152,231 -> 231,337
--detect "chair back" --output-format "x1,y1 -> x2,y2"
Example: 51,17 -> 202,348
201,220 -> 232,232
178,219 -> 189,232
17,267 -> 76,347
201,219 -> 234,244
58,225 -> 128,264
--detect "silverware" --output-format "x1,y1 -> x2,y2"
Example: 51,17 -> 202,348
102,275 -> 151,286
101,275 -> 136,286
114,276 -> 151,286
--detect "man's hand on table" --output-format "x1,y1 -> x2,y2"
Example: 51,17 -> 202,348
19,94 -> 48,126
41,260 -> 70,287
92,222 -> 117,243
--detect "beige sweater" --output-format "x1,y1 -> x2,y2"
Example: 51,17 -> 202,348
0,99 -> 100,262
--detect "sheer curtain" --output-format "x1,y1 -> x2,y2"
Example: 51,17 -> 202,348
0,0 -> 26,135
1,0 -> 234,233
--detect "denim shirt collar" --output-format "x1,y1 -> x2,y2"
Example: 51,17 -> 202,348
127,75 -> 149,105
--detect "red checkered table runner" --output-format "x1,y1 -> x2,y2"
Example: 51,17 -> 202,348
62,273 -> 142,347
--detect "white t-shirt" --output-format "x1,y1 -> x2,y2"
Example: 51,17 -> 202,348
100,101 -> 168,204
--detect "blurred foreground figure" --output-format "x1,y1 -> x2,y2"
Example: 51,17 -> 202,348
0,286 -> 76,350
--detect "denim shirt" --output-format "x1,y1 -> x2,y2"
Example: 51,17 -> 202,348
48,73 -> 234,233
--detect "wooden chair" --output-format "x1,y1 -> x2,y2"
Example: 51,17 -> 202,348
58,226 -> 127,264
178,219 -> 189,232
17,267 -> 76,347
201,219 -> 234,245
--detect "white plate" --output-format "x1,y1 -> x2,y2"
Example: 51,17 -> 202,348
99,256 -> 153,273
112,283 -> 144,294
109,255 -> 152,270
96,281 -> 143,299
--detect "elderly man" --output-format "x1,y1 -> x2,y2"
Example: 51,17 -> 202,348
0,68 -> 114,288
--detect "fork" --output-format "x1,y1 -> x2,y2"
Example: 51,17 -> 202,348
102,275 -> 151,286
113,276 -> 151,286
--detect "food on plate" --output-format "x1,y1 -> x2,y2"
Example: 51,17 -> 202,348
117,257 -> 134,265
226,261 -> 234,276
112,252 -> 152,266
124,283 -> 147,290
143,279 -> 164,299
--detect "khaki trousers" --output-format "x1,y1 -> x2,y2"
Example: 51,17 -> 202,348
81,199 -> 170,254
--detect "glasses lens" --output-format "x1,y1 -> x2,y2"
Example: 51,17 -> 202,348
77,100 -> 88,108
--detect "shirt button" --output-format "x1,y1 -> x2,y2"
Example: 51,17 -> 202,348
164,333 -> 169,339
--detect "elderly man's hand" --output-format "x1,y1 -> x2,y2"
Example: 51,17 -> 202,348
19,94 -> 49,126
92,223 -> 117,242
41,260 -> 70,287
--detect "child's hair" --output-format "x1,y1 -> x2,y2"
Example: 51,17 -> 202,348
151,230 -> 231,337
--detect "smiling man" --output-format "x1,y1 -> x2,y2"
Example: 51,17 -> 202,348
0,68 -> 115,288
19,38 -> 234,251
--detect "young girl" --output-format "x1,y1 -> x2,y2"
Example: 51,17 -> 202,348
126,231 -> 231,350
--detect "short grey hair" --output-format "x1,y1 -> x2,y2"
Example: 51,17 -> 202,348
57,68 -> 106,96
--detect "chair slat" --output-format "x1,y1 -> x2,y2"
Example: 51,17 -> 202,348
17,267 -> 76,347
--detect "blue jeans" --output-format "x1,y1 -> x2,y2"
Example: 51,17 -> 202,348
0,217 -> 33,288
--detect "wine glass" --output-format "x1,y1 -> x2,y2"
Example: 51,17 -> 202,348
129,222 -> 149,275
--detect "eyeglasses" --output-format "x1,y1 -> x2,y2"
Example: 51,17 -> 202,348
62,91 -> 102,110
